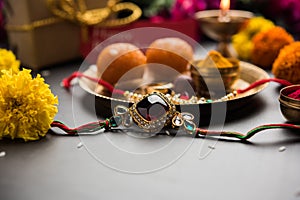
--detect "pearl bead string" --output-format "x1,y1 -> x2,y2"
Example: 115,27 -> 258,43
123,90 -> 238,104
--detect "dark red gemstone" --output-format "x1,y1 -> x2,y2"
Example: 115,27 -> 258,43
136,94 -> 169,121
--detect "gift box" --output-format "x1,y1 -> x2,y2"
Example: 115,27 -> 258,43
6,0 -> 106,70
80,18 -> 200,57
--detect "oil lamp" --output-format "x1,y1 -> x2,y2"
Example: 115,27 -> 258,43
195,0 -> 253,57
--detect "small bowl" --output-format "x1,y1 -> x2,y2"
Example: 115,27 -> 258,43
279,85 -> 300,123
191,58 -> 240,98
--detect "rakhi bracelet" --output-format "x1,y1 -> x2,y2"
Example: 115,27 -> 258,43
53,71 -> 299,141
62,71 -> 293,104
51,90 -> 300,141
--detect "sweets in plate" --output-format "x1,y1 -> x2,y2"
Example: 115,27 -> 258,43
96,43 -> 146,86
95,38 -> 194,95
146,37 -> 194,73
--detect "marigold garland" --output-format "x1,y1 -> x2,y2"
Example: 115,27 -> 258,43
0,69 -> 58,141
0,49 -> 20,76
232,17 -> 274,60
251,26 -> 294,69
272,42 -> 300,84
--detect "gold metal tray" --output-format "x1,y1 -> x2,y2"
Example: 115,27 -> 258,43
79,61 -> 269,118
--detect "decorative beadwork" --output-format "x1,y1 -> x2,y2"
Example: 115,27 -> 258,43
123,89 -> 238,105
114,92 -> 197,133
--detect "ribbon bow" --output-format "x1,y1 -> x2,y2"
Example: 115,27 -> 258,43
47,0 -> 142,27
6,0 -> 142,31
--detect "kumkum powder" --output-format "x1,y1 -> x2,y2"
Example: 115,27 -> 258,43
287,89 -> 300,100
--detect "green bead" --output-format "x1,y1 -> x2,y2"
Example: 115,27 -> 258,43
206,99 -> 213,103
109,116 -> 122,127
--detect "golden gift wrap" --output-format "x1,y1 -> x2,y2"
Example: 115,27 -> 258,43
6,0 -> 106,70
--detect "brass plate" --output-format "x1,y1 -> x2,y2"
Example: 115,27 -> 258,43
78,61 -> 269,117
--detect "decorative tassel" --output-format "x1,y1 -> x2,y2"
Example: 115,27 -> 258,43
51,119 -> 112,135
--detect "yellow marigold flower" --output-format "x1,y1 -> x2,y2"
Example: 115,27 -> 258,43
251,26 -> 294,69
272,42 -> 300,84
0,69 -> 58,141
0,48 -> 20,76
232,17 -> 275,60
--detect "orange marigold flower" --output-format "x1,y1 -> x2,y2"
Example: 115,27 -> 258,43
272,42 -> 300,84
251,26 -> 294,69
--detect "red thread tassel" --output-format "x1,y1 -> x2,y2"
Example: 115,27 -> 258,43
62,73 -> 293,97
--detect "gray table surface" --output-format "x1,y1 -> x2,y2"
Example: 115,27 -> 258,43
1,53 -> 300,200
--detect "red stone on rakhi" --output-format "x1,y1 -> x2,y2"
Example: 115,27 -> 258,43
136,94 -> 169,121
288,89 -> 300,100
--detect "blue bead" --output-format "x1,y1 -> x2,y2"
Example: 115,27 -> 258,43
184,120 -> 196,133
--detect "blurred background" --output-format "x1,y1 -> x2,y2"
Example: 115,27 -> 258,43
1,0 -> 299,69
